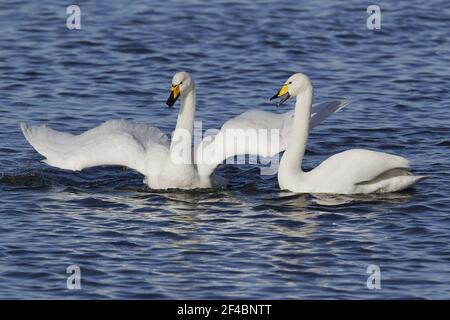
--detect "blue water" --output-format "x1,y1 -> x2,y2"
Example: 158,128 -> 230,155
0,0 -> 449,299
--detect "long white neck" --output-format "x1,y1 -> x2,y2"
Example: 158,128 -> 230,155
169,88 -> 196,164
278,85 -> 313,187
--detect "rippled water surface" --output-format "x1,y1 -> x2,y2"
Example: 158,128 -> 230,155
0,0 -> 449,299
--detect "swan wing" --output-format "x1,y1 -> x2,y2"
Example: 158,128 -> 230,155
196,100 -> 347,176
309,149 -> 412,192
310,99 -> 348,129
21,119 -> 169,175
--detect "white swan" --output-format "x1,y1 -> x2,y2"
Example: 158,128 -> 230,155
20,71 -> 346,190
271,73 -> 425,194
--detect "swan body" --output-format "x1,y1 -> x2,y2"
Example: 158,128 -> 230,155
21,72 -> 346,190
272,73 -> 425,194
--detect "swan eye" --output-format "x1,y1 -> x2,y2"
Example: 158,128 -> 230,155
288,81 -> 292,84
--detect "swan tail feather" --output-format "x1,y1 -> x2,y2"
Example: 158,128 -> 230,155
358,173 -> 427,193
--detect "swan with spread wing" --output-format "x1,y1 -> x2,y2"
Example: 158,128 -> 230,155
21,71 -> 346,189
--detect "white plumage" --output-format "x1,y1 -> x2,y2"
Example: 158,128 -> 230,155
195,100 -> 347,178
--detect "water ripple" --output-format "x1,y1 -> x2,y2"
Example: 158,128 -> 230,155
0,0 -> 449,299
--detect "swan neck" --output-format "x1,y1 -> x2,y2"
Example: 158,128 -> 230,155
280,86 -> 313,174
169,88 -> 196,164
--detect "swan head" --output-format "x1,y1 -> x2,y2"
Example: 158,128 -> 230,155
166,71 -> 195,107
270,73 -> 312,107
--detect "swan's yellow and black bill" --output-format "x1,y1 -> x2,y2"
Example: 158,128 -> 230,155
166,84 -> 181,108
270,83 -> 290,107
